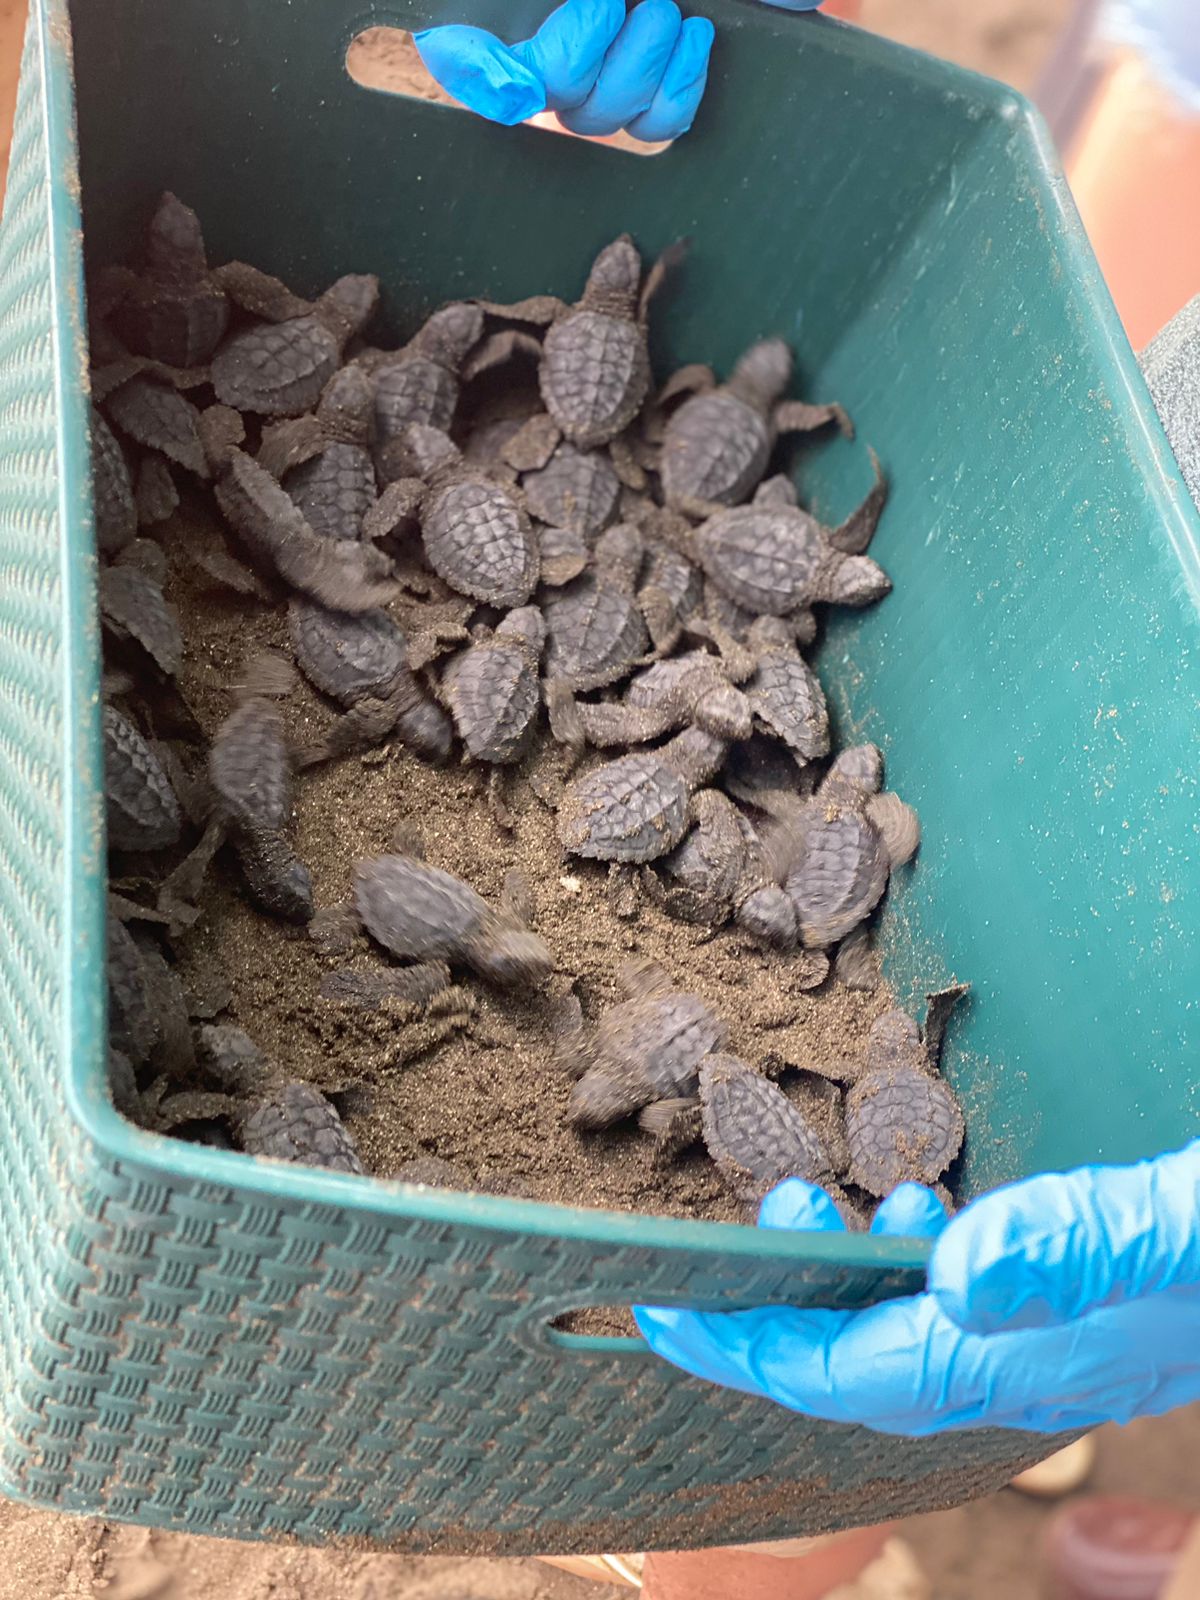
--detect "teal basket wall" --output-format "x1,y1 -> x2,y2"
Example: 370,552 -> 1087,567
0,0 -> 1196,1551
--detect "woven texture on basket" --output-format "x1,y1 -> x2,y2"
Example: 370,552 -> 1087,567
0,0 -> 1059,1552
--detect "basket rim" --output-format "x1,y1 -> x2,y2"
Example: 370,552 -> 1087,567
50,0 -> 1200,1274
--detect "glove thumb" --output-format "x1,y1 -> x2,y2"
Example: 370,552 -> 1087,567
930,1140 -> 1200,1334
413,26 -> 547,126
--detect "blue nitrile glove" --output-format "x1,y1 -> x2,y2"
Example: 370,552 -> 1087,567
635,1142 -> 1200,1436
415,1 -> 820,142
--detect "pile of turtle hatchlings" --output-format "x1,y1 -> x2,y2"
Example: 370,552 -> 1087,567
97,192 -> 967,1218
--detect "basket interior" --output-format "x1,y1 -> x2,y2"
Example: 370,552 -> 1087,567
70,0 -> 1200,1203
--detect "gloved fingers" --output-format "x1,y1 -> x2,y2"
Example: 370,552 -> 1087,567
413,26 -> 547,126
870,1183 -> 950,1240
758,1177 -> 847,1232
930,1140 -> 1200,1335
558,0 -> 684,136
512,0 -> 627,111
625,16 -> 715,143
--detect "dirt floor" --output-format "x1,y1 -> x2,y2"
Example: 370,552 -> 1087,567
19,3 -> 1183,1599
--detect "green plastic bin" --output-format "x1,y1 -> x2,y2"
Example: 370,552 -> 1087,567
0,0 -> 1196,1552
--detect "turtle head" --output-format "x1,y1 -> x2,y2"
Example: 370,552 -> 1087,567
867,1007 -> 924,1074
581,235 -> 643,316
317,274 -> 380,342
823,552 -> 892,608
728,338 -> 793,413
472,927 -> 554,990
736,884 -> 800,949
145,192 -> 208,281
694,683 -> 753,742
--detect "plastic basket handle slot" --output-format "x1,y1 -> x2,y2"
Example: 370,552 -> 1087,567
345,25 -> 673,154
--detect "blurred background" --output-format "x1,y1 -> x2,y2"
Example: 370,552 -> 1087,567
0,1 -> 1197,1596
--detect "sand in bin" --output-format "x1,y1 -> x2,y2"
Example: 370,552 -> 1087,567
160,497 -> 892,1237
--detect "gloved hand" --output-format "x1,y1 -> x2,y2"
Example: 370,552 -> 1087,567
414,0 -> 823,143
635,1141 -> 1200,1435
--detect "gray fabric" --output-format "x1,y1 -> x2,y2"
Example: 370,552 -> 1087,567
1142,294 -> 1200,514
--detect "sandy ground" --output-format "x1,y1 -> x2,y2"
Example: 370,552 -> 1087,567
7,3 -> 1174,1598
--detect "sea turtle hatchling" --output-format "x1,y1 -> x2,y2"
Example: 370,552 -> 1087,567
289,599 -> 452,766
700,1053 -> 836,1202
439,606 -> 545,765
547,649 -> 752,761
660,339 -> 852,519
558,724 -> 732,865
691,469 -> 891,619
367,424 -> 539,610
478,235 -> 679,451
555,959 -> 728,1130
541,524 -> 651,693
363,301 -> 485,458
355,851 -> 552,989
104,705 -> 182,852
783,744 -> 920,949
111,192 -> 230,369
212,271 -> 380,417
844,987 -> 968,1196
208,696 -> 314,923
521,440 -> 621,539
169,1024 -> 365,1174
215,447 -> 399,613
257,365 -> 378,543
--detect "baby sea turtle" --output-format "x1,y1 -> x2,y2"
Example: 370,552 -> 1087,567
190,1024 -> 364,1173
365,301 -> 485,455
91,406 -> 137,553
258,365 -> 378,543
700,1053 -> 836,1202
112,192 -> 230,368
844,988 -> 968,1196
558,724 -> 731,864
104,705 -> 182,852
482,235 -> 678,450
522,441 -> 621,538
355,851 -> 552,989
639,788 -> 751,926
661,339 -> 852,518
215,447 -> 399,613
691,470 -> 891,618
548,649 -> 752,762
209,697 -> 314,922
557,959 -> 727,1129
439,606 -> 545,765
212,272 -> 380,417
289,599 -> 452,766
784,745 -> 920,949
541,524 -> 651,692
368,425 -> 538,609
